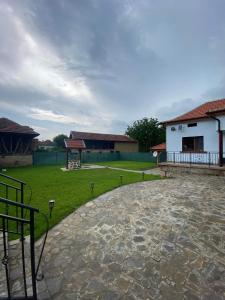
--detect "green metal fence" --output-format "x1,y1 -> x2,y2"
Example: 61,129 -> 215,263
120,152 -> 156,162
81,152 -> 120,163
33,151 -> 159,166
33,152 -> 66,166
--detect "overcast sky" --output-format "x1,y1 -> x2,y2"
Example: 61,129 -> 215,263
1,0 -> 225,139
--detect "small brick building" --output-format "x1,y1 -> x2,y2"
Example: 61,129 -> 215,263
0,118 -> 39,167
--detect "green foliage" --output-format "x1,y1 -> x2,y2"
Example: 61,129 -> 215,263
126,118 -> 165,152
1,165 -> 161,240
53,134 -> 68,149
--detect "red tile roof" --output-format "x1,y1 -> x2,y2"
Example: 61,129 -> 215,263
70,131 -> 137,143
0,117 -> 39,136
162,98 -> 225,124
64,139 -> 86,149
150,143 -> 166,151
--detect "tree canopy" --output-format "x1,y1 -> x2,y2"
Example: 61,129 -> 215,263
53,134 -> 68,149
125,118 -> 165,152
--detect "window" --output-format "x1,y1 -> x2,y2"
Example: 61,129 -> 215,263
187,123 -> 197,127
182,136 -> 204,152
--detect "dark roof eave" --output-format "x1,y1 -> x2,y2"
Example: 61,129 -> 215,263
0,131 -> 39,137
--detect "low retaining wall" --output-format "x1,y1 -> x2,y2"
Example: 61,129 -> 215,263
159,163 -> 225,176
0,155 -> 33,167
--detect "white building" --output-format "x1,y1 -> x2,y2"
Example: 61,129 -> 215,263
162,98 -> 225,166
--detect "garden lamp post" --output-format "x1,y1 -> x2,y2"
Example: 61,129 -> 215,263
120,175 -> 123,185
49,200 -> 55,218
90,182 -> 95,197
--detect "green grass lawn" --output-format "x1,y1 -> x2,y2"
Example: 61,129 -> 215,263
0,165 -> 161,239
93,160 -> 157,170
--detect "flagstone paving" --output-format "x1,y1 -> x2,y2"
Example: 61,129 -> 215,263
40,174 -> 225,299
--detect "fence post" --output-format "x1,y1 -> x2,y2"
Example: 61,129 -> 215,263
208,152 -> 210,167
173,152 -> 175,164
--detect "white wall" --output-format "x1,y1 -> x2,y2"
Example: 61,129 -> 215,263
166,117 -> 225,164
219,115 -> 225,130
166,119 -> 218,152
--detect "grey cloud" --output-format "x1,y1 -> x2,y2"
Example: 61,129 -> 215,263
1,0 -> 225,139
202,76 -> 225,100
157,98 -> 204,122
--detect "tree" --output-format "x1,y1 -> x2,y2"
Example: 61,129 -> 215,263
125,118 -> 165,152
53,134 -> 68,149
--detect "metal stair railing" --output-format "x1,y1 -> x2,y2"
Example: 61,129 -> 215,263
0,172 -> 26,234
0,172 -> 52,300
0,197 -> 39,300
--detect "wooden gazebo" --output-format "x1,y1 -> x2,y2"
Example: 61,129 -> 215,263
0,118 -> 39,167
64,139 -> 86,169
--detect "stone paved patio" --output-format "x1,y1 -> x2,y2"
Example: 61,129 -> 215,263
40,174 -> 225,299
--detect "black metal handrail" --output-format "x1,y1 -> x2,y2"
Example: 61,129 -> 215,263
0,181 -> 21,191
166,151 -> 225,166
0,197 -> 39,300
0,197 -> 39,212
0,172 -> 26,184
0,173 -> 50,299
0,172 -> 26,234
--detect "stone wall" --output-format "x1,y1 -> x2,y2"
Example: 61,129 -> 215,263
159,163 -> 225,176
114,142 -> 139,152
0,155 -> 33,167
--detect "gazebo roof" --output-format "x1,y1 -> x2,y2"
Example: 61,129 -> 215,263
64,139 -> 86,150
150,143 -> 166,151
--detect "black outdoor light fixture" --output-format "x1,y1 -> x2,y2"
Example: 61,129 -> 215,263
49,200 -> 55,218
90,182 -> 95,197
120,175 -> 123,185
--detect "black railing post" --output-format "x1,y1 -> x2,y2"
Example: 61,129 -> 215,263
21,182 -> 24,205
2,218 -> 11,298
5,185 -> 9,231
208,152 -> 211,167
30,209 -> 37,300
20,182 -> 25,232
16,189 -> 19,232
173,152 -> 175,164
20,181 -> 25,236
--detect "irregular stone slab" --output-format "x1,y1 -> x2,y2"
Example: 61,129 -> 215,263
39,174 -> 225,299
